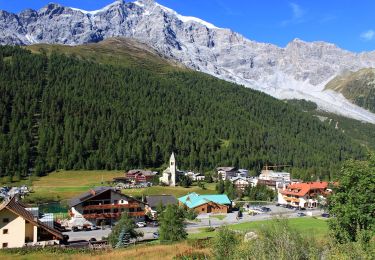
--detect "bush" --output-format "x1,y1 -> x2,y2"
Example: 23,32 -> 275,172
212,226 -> 239,260
234,219 -> 321,260
184,207 -> 198,221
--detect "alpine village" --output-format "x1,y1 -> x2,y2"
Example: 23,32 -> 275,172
0,0 -> 374,259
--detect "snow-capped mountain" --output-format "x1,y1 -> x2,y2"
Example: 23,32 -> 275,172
1,0 -> 375,123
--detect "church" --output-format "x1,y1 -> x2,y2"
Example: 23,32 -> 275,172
159,153 -> 183,187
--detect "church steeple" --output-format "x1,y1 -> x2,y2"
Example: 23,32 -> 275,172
169,152 -> 176,186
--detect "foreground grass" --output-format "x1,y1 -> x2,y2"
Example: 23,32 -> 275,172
189,217 -> 329,241
0,241 -> 211,260
24,171 -> 216,204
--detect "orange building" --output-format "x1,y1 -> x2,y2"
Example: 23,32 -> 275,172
278,182 -> 330,208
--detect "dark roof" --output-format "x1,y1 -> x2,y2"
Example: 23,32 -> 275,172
127,169 -> 157,176
68,186 -> 111,208
145,195 -> 177,208
68,186 -> 146,208
0,197 -> 63,240
217,167 -> 237,172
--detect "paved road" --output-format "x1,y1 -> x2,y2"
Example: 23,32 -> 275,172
64,205 -> 324,242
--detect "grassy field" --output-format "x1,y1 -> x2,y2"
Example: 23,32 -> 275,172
188,217 -> 329,240
121,183 -> 217,198
25,170 -> 123,203
23,170 -> 217,204
0,241 -> 211,260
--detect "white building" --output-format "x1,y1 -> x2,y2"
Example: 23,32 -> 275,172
185,172 -> 205,181
159,153 -> 183,186
217,167 -> 238,180
259,170 -> 291,182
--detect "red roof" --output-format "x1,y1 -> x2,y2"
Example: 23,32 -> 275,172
281,182 -> 328,197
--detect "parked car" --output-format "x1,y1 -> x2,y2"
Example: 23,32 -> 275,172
91,225 -> 99,230
321,213 -> 330,218
151,221 -> 159,227
136,221 -> 147,228
297,212 -> 306,217
153,232 -> 159,239
261,207 -> 271,212
276,203 -> 281,207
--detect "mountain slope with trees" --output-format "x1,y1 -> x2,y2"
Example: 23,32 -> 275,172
0,41 -> 366,181
325,68 -> 375,113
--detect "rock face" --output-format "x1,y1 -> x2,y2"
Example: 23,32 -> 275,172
1,0 -> 375,123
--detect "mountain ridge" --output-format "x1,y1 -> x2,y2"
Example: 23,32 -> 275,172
1,0 -> 375,123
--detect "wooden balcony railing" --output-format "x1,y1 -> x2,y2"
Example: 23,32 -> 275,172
83,211 -> 145,219
83,203 -> 141,211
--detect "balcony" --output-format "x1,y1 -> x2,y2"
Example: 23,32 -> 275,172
83,211 -> 145,219
284,196 -> 300,203
83,203 -> 141,211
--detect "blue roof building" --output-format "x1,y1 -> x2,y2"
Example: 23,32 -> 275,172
178,193 -> 231,214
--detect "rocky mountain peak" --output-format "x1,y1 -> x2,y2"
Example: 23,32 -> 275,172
0,0 -> 375,123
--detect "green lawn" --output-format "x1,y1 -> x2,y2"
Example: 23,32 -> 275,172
122,183 -> 217,198
25,170 -> 123,203
188,218 -> 329,240
209,215 -> 227,220
23,170 -> 217,204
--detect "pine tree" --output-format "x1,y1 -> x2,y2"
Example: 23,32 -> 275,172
159,204 -> 187,241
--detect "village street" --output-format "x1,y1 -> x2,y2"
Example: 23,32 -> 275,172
65,205 -> 324,242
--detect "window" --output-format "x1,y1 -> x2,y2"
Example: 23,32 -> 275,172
2,243 -> 8,248
3,229 -> 8,234
3,218 -> 9,223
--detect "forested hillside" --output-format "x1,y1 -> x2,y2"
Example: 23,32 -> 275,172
0,43 -> 366,181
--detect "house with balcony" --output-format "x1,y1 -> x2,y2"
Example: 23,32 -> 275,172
278,181 -> 329,208
68,187 -> 146,225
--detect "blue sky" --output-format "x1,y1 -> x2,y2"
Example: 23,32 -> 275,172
1,0 -> 374,52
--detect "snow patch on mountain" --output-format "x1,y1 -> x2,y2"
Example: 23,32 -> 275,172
1,0 -> 375,123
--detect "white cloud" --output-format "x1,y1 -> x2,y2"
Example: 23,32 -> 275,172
360,30 -> 375,41
281,2 -> 306,26
290,3 -> 304,19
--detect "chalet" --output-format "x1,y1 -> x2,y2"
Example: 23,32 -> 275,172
278,181 -> 330,208
68,187 -> 146,225
178,193 -> 231,214
217,167 -> 238,180
0,197 -> 65,248
126,169 -> 157,184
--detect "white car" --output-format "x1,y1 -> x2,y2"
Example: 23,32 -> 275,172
135,222 -> 147,228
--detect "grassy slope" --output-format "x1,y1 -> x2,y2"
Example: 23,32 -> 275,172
0,241 -> 211,260
0,218 -> 328,259
325,68 -> 375,113
26,37 -> 186,74
189,217 -> 329,241
25,171 -> 217,203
